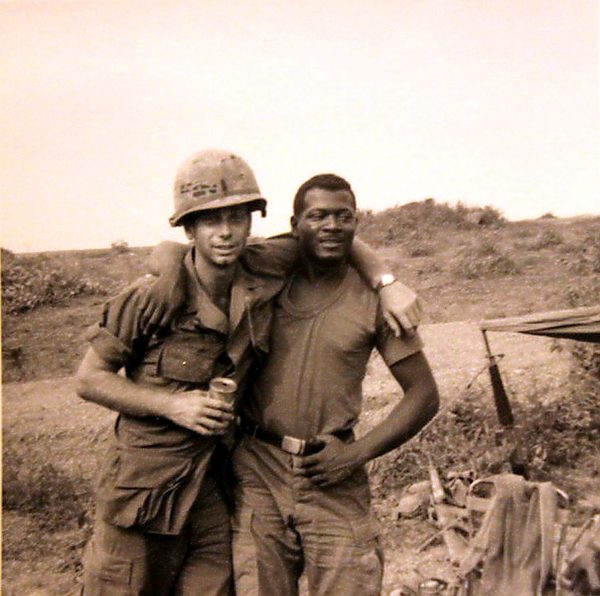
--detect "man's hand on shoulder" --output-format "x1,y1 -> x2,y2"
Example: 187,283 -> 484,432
138,241 -> 189,333
379,280 -> 422,337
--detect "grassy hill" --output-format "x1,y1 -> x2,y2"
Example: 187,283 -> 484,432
2,200 -> 599,595
3,201 -> 599,383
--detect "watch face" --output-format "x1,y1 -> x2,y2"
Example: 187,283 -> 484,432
381,274 -> 396,287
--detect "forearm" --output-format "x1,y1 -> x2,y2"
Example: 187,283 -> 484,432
242,233 -> 299,277
350,237 -> 392,289
351,382 -> 439,466
349,353 -> 439,465
148,236 -> 299,278
75,348 -> 235,435
76,366 -> 173,419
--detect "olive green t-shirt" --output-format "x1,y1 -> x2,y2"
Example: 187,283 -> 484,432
242,267 -> 424,440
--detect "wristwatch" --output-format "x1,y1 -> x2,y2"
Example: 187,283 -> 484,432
375,273 -> 396,291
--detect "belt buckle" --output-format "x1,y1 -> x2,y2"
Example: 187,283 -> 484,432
281,436 -> 306,455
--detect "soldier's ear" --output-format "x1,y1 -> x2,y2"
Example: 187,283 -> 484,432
184,224 -> 195,243
290,215 -> 298,237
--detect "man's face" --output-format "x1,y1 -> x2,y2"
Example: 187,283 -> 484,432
186,205 -> 251,267
292,188 -> 357,264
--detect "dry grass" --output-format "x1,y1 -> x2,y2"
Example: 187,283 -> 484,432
2,380 -> 113,594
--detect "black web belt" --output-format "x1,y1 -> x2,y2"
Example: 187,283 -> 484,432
239,418 -> 325,455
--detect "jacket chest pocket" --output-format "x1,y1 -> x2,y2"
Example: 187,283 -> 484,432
156,334 -> 225,384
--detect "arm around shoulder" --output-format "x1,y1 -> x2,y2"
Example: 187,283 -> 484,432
351,238 -> 422,336
242,233 -> 299,277
136,241 -> 189,332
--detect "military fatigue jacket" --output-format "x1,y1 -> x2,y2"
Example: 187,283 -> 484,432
86,249 -> 284,535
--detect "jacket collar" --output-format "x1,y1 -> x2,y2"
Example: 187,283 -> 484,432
183,249 -> 229,334
182,249 -> 282,335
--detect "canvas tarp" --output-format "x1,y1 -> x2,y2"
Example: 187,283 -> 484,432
481,305 -> 600,344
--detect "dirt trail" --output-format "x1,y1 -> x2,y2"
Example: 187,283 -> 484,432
366,321 -> 571,410
3,321 -> 572,427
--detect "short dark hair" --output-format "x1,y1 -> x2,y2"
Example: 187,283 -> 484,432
293,174 -> 356,216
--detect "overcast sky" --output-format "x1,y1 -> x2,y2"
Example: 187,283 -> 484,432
2,0 -> 598,252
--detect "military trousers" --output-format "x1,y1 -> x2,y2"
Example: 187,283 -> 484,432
81,472 -> 233,596
231,434 -> 384,596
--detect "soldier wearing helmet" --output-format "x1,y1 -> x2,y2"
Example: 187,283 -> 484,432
75,149 -> 283,596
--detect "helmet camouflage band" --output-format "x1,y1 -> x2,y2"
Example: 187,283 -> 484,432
169,149 -> 267,227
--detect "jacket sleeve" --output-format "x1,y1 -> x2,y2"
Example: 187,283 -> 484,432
84,277 -> 155,369
241,233 -> 299,278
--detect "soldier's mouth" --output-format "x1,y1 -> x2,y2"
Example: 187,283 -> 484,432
318,237 -> 345,247
213,245 -> 239,255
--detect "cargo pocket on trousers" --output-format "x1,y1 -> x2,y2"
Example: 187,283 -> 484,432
104,449 -> 195,532
350,514 -> 384,584
232,507 -> 259,596
83,538 -> 134,590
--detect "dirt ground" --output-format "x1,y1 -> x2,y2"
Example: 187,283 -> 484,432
3,216 -> 599,593
2,321 -> 590,595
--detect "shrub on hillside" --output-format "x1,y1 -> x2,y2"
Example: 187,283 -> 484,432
358,199 -> 506,246
452,240 -> 520,279
2,432 -> 92,531
524,229 -> 564,251
558,228 -> 600,275
369,384 -> 600,501
1,251 -> 105,313
110,239 -> 130,254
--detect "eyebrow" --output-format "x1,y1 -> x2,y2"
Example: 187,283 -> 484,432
306,207 -> 354,213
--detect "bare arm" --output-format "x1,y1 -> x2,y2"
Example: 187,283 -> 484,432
351,239 -> 422,336
75,348 -> 234,435
141,237 -> 422,336
295,351 -> 439,487
348,352 -> 439,462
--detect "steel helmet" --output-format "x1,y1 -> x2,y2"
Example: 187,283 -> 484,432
169,149 -> 267,227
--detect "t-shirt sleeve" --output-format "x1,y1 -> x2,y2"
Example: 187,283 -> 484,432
375,304 -> 424,367
84,277 -> 154,369
241,233 -> 299,278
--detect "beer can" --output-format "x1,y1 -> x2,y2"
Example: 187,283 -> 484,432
209,377 -> 237,405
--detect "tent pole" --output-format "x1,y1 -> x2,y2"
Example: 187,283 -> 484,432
482,329 -> 515,427
482,330 -> 528,476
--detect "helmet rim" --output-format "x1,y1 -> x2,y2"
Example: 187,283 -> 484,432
169,193 -> 266,227
170,149 -> 266,227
